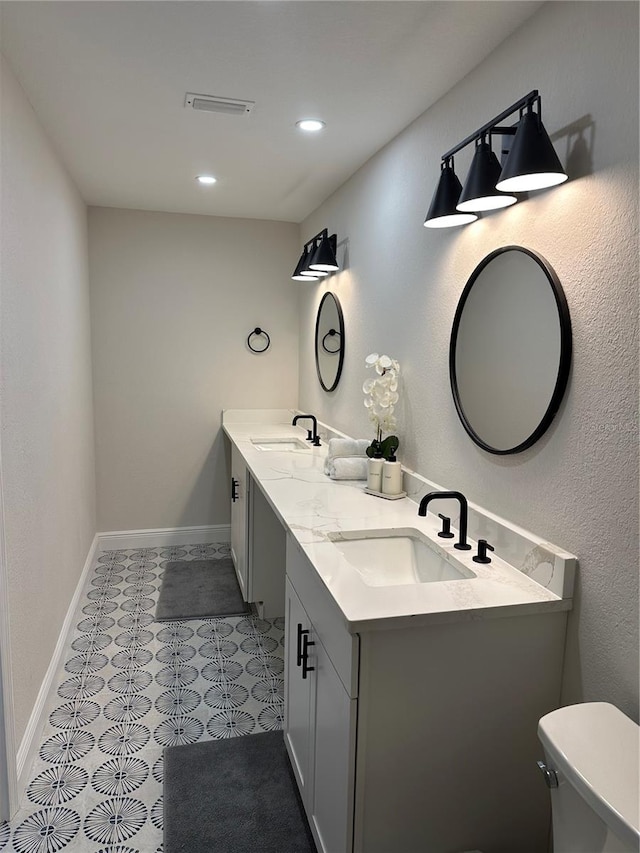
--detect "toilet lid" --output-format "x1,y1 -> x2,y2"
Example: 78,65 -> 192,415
538,702 -> 640,849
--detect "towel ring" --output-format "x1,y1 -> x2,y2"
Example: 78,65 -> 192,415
247,327 -> 271,353
322,329 -> 341,354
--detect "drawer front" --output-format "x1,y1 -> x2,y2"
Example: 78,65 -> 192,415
286,535 -> 359,697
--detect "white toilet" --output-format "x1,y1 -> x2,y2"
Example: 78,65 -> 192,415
538,702 -> 640,852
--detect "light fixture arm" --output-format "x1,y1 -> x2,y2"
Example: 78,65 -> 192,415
303,228 -> 337,256
441,89 -> 539,162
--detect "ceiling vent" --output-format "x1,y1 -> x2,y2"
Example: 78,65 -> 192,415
184,92 -> 255,116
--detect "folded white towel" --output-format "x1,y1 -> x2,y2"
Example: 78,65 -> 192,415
327,438 -> 370,460
326,456 -> 368,481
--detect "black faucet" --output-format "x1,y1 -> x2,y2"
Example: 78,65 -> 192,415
292,414 -> 321,446
418,491 -> 471,550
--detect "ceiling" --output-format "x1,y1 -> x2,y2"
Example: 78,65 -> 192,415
0,1 -> 543,223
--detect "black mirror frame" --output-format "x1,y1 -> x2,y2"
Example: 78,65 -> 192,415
315,292 -> 345,393
449,245 -> 572,455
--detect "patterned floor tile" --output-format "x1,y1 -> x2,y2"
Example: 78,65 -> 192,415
5,544 -> 284,850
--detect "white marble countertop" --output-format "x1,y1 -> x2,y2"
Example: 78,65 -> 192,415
223,415 -> 572,633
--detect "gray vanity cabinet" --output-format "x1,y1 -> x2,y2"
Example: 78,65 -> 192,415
285,533 -> 568,853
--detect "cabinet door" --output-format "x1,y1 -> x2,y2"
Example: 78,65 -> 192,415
285,568 -> 358,853
284,579 -> 313,798
248,481 -> 286,618
309,637 -> 357,853
230,443 -> 249,598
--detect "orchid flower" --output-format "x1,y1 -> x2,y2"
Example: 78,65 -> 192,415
363,353 -> 401,453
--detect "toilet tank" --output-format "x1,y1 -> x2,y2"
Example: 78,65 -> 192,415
538,703 -> 640,853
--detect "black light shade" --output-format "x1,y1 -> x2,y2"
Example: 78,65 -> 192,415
496,111 -> 568,193
308,233 -> 339,272
456,140 -> 517,212
424,162 -> 478,229
291,246 -> 319,281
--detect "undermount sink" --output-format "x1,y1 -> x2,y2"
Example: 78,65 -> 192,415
251,437 -> 310,452
328,528 -> 476,587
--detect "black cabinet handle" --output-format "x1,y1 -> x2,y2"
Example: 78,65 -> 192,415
296,623 -> 308,667
301,633 -> 315,679
231,477 -> 239,502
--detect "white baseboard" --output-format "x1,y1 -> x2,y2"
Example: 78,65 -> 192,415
17,533 -> 99,796
97,524 -> 230,551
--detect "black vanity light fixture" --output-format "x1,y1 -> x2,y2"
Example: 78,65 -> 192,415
424,90 -> 568,229
291,228 -> 339,282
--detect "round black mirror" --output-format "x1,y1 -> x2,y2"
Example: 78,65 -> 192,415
450,246 -> 571,454
315,292 -> 345,392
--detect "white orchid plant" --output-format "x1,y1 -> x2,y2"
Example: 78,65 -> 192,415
363,353 -> 400,459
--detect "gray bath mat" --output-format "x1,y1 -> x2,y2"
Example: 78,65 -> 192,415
164,731 -> 316,853
155,558 -> 250,621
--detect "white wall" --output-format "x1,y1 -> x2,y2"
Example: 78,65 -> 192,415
89,207 -> 299,532
0,55 -> 97,745
298,2 -> 639,719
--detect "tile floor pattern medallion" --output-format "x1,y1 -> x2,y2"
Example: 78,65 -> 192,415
1,544 -> 285,851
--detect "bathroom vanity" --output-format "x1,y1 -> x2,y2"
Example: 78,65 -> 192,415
223,409 -> 576,853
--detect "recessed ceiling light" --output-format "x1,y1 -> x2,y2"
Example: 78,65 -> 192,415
296,119 -> 325,132
196,175 -> 217,185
